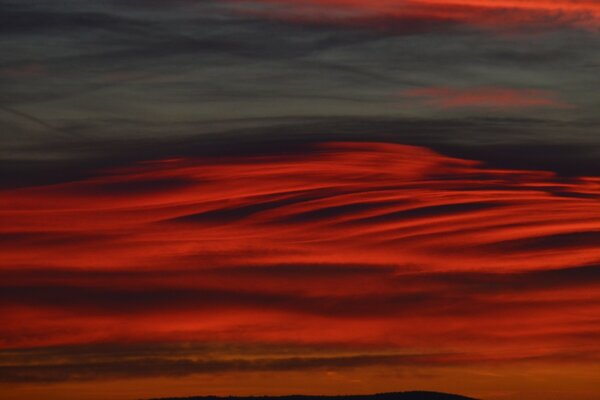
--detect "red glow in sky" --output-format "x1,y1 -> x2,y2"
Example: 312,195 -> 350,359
231,0 -> 600,30
404,87 -> 572,109
4,1 -> 600,399
2,143 -> 600,397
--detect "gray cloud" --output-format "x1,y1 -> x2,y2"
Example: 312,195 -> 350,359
3,115 -> 600,188
0,351 -> 458,384
1,263 -> 599,320
1,339 -> 598,384
2,1 -> 600,187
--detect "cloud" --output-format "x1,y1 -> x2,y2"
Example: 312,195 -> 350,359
0,349 -> 467,384
1,142 -> 600,366
3,1 -> 599,181
403,86 -> 573,110
230,0 -> 600,32
2,2 -> 600,397
1,339 -> 598,385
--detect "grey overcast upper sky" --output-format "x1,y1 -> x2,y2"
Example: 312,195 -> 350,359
2,0 -> 600,185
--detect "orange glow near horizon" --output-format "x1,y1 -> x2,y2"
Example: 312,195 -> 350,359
1,142 -> 600,399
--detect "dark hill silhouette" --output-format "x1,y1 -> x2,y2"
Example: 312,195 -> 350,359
151,392 -> 479,400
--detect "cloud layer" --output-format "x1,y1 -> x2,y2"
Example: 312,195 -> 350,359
2,143 -> 599,392
2,1 -> 600,399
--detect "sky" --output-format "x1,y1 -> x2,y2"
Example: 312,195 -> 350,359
1,1 -> 600,400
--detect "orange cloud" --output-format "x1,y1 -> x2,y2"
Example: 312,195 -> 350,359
230,0 -> 600,31
404,86 -> 573,109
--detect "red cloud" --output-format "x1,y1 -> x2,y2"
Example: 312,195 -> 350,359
404,86 -> 573,109
230,0 -> 600,31
1,142 -> 600,363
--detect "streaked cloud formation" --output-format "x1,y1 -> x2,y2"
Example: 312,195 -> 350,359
2,1 -> 600,400
2,143 -> 599,399
404,86 -> 572,109
232,0 -> 600,30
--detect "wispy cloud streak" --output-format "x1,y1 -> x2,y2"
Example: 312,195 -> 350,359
1,142 -> 599,370
403,87 -> 573,109
231,0 -> 600,31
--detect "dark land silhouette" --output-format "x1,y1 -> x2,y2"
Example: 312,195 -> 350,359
152,392 -> 479,400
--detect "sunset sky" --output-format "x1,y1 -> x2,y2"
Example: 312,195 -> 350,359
1,1 -> 600,400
